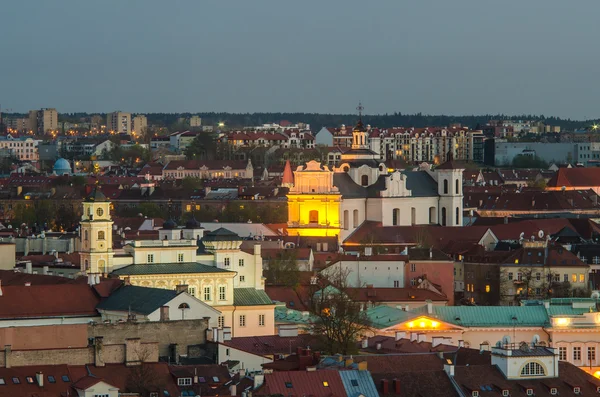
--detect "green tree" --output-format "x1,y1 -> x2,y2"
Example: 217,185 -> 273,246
512,154 -> 548,169
184,133 -> 217,160
181,177 -> 203,191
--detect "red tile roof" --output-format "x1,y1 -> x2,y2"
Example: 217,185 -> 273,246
219,334 -> 319,357
346,287 -> 448,302
164,159 -> 249,170
548,167 -> 600,188
0,284 -> 100,319
259,371 -> 346,397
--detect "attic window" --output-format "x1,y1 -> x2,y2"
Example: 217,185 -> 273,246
550,388 -> 557,395
527,389 -> 533,396
47,376 -> 56,383
574,387 -> 581,394
61,375 -> 70,382
212,376 -> 219,383
12,377 -> 20,384
502,390 -> 509,397
351,379 -> 359,387
0,378 -> 4,385
285,382 -> 293,388
26,377 -> 34,384
198,377 -> 205,383
472,392 -> 479,397
323,381 -> 329,387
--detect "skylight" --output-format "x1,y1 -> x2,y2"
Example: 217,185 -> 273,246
212,376 -> 219,383
61,375 -> 70,382
351,380 -> 359,386
285,382 -> 293,388
0,378 -> 5,385
12,378 -> 20,384
48,376 -> 56,383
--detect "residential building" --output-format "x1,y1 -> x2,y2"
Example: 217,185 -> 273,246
28,108 -> 58,134
132,114 -> 147,135
0,135 -> 40,160
106,111 -> 131,134
163,159 -> 253,180
190,115 -> 202,127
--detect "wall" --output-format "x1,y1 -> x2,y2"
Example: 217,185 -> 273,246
0,244 -> 15,270
0,324 -> 88,350
217,344 -> 273,373
406,260 -> 455,305
494,142 -> 576,166
87,318 -> 208,358
320,260 -> 405,288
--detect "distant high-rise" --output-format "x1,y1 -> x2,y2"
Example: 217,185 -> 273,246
28,108 -> 58,134
132,114 -> 147,135
190,115 -> 202,127
107,112 -> 131,134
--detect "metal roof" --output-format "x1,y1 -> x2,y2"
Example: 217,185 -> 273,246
233,288 -> 274,306
365,305 -> 417,329
96,285 -> 176,315
111,262 -> 234,276
339,370 -> 380,397
431,306 -> 550,327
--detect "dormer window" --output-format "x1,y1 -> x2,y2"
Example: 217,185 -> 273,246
521,362 -> 545,376
177,377 -> 192,386
526,389 -> 533,396
574,387 -> 581,394
502,390 -> 510,397
472,391 -> 479,397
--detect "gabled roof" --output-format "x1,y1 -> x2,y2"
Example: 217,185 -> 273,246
220,334 -> 318,357
96,285 -> 178,315
233,288 -> 274,306
431,305 -> 550,327
259,370 -> 347,397
548,167 -> 600,188
202,227 -> 241,242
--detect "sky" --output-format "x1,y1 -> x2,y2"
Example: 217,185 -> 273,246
2,0 -> 600,119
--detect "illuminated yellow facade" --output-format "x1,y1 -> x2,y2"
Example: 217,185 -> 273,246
287,160 -> 341,237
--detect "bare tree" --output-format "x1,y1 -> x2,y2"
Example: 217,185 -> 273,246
307,268 -> 371,355
127,345 -> 164,396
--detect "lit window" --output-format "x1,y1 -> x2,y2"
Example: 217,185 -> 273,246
579,274 -> 585,283
520,362 -> 545,376
26,377 -> 34,384
485,285 -> 490,293
572,274 -> 577,283
323,381 -> 329,387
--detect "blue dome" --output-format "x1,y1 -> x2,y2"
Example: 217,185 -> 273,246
53,158 -> 71,175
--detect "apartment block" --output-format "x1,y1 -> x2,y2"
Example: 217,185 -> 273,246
106,111 -> 131,134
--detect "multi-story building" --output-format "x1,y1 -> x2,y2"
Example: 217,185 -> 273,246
28,108 -> 58,134
190,115 -> 202,127
131,114 -> 147,135
162,159 -> 253,180
106,111 -> 131,135
0,135 -> 41,160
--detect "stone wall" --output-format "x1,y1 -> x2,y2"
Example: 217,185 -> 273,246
88,318 -> 208,358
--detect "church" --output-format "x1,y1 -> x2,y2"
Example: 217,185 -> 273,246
287,119 -> 464,241
79,188 -> 275,337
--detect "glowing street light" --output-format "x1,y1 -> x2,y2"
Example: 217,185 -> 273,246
218,122 -> 225,128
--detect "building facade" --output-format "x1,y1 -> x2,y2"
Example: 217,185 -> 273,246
106,111 -> 131,135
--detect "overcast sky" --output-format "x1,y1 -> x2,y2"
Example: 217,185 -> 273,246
2,0 -> 599,119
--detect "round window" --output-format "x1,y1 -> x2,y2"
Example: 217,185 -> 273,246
96,208 -> 104,217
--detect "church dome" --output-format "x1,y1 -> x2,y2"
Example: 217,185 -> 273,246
162,218 -> 177,230
53,158 -> 71,175
185,216 -> 201,229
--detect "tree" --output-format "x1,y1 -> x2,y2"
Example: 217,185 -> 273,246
307,269 -> 371,355
181,176 -> 203,191
512,154 -> 548,169
126,344 -> 164,395
264,250 -> 300,287
184,133 -> 217,160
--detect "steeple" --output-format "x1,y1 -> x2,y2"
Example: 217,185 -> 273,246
351,102 -> 369,150
282,160 -> 294,188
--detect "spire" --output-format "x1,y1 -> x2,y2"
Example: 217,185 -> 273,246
351,102 -> 369,150
282,160 -> 294,188
354,101 -> 365,132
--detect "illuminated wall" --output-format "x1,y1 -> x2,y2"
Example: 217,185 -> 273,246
287,194 -> 341,237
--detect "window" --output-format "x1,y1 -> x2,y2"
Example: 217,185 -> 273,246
177,253 -> 184,262
559,346 -> 567,360
343,210 -> 349,230
443,179 -> 448,194
84,230 -> 88,241
455,179 -> 459,195
520,362 -> 545,376
12,377 -> 19,384
239,315 -> 246,327
526,390 -> 533,396
240,275 -> 245,283
394,280 -> 400,288
456,207 -> 459,225
178,378 -> 192,386
323,381 -> 329,387
441,207 -> 447,226
485,285 -> 490,293
351,379 -> 359,387
239,259 -> 244,267
224,257 -> 230,267
187,287 -> 196,297
508,272 -> 513,280
61,376 -> 70,382
472,392 -> 479,397
410,263 -> 416,272
218,316 -> 225,328
589,346 -> 596,361
147,254 -> 154,263
97,230 -> 105,240
203,287 -> 211,301
392,208 -> 400,226
574,346 -> 582,360
361,175 -> 369,186
535,272 -> 541,281
353,209 -> 359,228
259,314 -> 265,326
579,273 -> 585,283
502,390 -> 509,397
309,210 -> 319,223
26,377 -> 34,384
550,388 -> 558,395
219,286 -> 226,300
285,382 -> 293,388
47,376 -> 56,383
226,348 -> 230,356
564,274 -> 569,282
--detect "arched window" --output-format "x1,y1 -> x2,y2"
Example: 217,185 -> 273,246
309,210 -> 319,223
98,230 -> 105,240
443,179 -> 448,194
392,208 -> 400,226
343,210 -> 349,230
84,259 -> 89,270
361,175 -> 369,186
521,362 -> 545,376
456,207 -> 460,225
455,179 -> 460,195
353,209 -> 359,228
429,207 -> 437,224
84,230 -> 88,241
441,207 -> 447,226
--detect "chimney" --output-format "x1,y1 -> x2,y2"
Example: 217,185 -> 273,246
239,368 -> 246,378
217,328 -> 224,342
376,343 -> 382,351
194,367 -> 199,384
381,379 -> 389,394
480,343 -> 489,352
4,345 -> 11,368
410,332 -> 418,342
432,337 -> 444,347
417,333 -> 427,343
42,266 -> 49,275
458,340 -> 464,348
124,277 -> 131,286
159,306 -> 169,321
361,338 -> 369,348
253,243 -> 261,257
25,261 -> 32,274
357,361 -> 367,371
0,280 -> 3,296
345,357 -> 354,367
395,331 -> 406,341
426,300 -> 433,314
36,372 -> 43,387
444,362 -> 455,377
223,326 -> 232,341
393,379 -> 401,394
544,301 -> 550,309
253,374 -> 265,390
229,383 -> 237,396
175,284 -> 188,294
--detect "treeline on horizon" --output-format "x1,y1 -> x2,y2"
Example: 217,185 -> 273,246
5,111 -> 597,131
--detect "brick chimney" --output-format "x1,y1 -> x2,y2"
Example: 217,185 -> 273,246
175,284 -> 188,294
393,378 -> 401,393
381,379 -> 389,394
159,306 -> 169,321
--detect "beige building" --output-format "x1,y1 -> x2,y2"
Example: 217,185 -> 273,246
190,115 -> 202,127
0,136 -> 41,160
28,108 -> 58,134
106,111 -> 131,134
132,114 -> 147,135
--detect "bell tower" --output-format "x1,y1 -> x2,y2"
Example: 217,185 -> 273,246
80,187 -> 114,275
351,102 -> 369,150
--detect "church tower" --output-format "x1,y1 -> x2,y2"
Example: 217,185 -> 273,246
80,187 -> 114,275
436,153 -> 464,227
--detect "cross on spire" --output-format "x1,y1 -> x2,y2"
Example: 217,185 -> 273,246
356,101 -> 364,119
